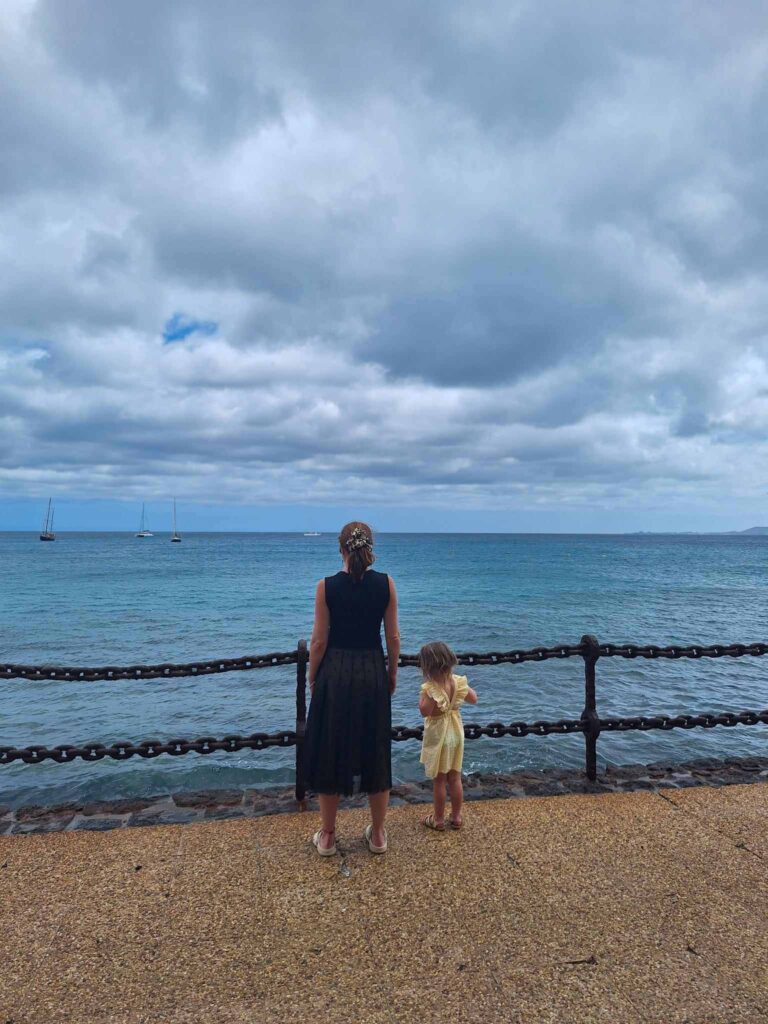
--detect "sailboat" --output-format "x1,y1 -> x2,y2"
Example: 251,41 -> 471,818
135,503 -> 153,538
171,499 -> 181,542
40,498 -> 56,541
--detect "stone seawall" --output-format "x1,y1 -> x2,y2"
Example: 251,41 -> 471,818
2,754 -> 767,836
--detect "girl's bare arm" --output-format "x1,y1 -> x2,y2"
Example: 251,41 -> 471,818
384,575 -> 400,695
308,580 -> 329,691
464,686 -> 478,705
419,692 -> 439,717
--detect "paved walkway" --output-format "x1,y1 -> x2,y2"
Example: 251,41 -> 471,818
1,784 -> 767,1023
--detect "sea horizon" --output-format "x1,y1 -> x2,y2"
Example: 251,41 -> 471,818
3,527 -> 767,536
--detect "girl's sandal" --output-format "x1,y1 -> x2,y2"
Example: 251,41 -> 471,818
312,828 -> 337,857
423,813 -> 445,832
447,816 -> 463,830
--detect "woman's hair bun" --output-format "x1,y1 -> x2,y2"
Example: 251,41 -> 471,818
339,521 -> 375,582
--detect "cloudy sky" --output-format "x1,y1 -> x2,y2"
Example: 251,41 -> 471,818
2,0 -> 768,532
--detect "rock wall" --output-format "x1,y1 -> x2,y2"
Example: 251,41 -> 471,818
2,755 -> 767,835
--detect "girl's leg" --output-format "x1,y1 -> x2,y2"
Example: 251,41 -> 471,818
318,793 -> 340,850
433,773 -> 447,825
447,770 -> 463,826
368,789 -> 390,848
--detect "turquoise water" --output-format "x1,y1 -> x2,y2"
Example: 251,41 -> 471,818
1,531 -> 767,808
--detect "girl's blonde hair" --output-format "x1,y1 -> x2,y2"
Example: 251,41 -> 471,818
419,641 -> 458,680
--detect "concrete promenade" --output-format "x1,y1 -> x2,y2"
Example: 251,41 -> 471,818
1,783 -> 767,1023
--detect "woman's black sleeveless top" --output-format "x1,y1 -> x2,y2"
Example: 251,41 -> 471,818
325,569 -> 390,650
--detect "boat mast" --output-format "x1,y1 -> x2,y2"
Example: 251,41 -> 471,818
170,498 -> 182,541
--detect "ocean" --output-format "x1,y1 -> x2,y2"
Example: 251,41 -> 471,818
1,531 -> 767,808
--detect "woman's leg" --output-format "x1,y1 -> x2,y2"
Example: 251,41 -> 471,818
433,773 -> 447,825
318,793 -> 340,851
447,770 -> 462,825
368,789 -> 390,847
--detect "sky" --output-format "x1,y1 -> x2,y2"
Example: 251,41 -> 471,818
2,1 -> 768,533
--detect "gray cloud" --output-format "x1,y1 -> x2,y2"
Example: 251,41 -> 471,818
1,0 -> 768,521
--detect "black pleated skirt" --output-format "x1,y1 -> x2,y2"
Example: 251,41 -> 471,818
303,646 -> 392,796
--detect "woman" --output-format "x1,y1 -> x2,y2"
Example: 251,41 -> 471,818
304,521 -> 400,856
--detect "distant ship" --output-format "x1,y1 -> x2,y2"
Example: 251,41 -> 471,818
171,499 -> 181,543
135,503 -> 154,538
303,531 -> 321,536
40,498 -> 56,542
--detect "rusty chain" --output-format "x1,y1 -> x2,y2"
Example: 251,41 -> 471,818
4,710 -> 768,766
0,644 -> 585,681
400,644 -> 584,667
599,710 -> 768,731
0,650 -> 300,682
0,731 -> 298,765
0,720 -> 584,765
597,642 -> 768,660
391,718 -> 586,741
4,639 -> 768,682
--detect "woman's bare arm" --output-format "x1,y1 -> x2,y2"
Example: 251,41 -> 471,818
308,579 -> 329,691
384,575 -> 400,695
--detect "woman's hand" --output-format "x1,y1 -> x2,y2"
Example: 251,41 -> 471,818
309,678 -> 315,694
389,672 -> 397,696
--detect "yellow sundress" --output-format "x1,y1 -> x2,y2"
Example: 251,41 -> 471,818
419,674 -> 470,779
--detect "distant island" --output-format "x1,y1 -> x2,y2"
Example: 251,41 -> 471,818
625,527 -> 768,536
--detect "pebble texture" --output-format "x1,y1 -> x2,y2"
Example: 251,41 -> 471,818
1,783 -> 767,1023
2,755 -> 768,836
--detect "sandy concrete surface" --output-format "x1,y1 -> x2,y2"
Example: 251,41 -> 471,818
1,784 -> 766,1024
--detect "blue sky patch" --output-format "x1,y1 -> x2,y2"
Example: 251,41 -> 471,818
162,313 -> 218,343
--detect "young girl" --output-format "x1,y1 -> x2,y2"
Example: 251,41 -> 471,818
418,641 -> 478,831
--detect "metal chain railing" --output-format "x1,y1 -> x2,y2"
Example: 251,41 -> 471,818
4,640 -> 768,682
599,711 -> 768,731
2,636 -> 767,802
0,643 -> 582,682
0,650 -> 299,682
0,732 -> 297,765
596,641 -> 768,660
